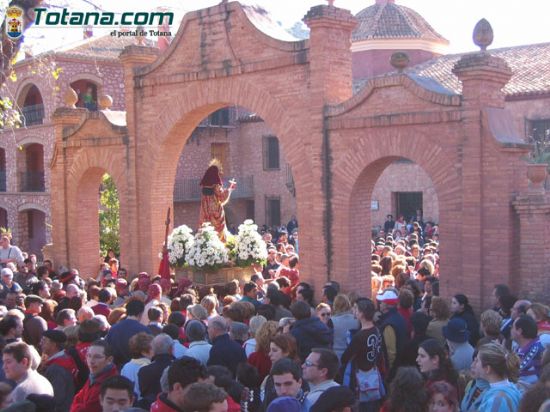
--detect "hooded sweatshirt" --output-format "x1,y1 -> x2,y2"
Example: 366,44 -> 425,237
477,380 -> 521,412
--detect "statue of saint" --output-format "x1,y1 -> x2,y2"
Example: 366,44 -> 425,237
198,160 -> 236,242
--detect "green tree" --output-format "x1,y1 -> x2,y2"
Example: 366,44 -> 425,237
99,173 -> 119,257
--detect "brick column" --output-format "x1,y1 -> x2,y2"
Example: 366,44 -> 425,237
452,52 -> 513,309
119,46 -> 159,275
512,190 -> 550,301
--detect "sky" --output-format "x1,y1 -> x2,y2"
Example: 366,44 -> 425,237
7,0 -> 550,55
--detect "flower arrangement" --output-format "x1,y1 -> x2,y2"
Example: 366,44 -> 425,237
233,219 -> 268,268
185,223 -> 229,271
167,224 -> 194,267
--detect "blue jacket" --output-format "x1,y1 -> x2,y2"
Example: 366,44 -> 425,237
106,318 -> 152,367
207,333 -> 246,377
290,317 -> 332,361
477,380 -> 521,412
460,378 -> 489,412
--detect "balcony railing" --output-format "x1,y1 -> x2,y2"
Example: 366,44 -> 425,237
0,171 -> 5,192
19,171 -> 45,192
174,175 -> 254,202
21,104 -> 45,126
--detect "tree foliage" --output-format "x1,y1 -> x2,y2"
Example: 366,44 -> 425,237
99,173 -> 119,257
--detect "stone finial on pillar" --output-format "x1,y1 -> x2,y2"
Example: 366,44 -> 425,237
473,18 -> 493,51
64,87 -> 78,108
527,163 -> 549,194
98,94 -> 113,110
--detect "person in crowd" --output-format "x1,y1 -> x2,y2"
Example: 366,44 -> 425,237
248,320 -> 278,381
519,382 -> 550,412
150,356 -> 208,412
147,306 -> 164,336
0,314 -> 23,344
427,380 -> 458,412
120,332 -> 153,400
0,235 -> 24,268
3,341 -> 54,402
207,316 -> 246,376
182,382 -> 228,412
185,320 -> 212,366
70,339 -> 118,412
474,343 -> 522,412
40,329 -> 77,412
56,308 -> 78,330
450,294 -> 479,346
106,299 -> 151,367
376,288 -> 408,370
330,294 -> 360,361
309,386 -> 355,412
416,338 -> 458,389
315,303 -> 331,326
243,315 -> 267,357
22,294 -> 47,347
512,314 -> 544,387
502,299 -> 531,349
138,333 -> 174,408
460,351 -> 490,412
290,301 -> 332,362
478,309 -> 503,346
241,282 -> 261,309
302,348 -> 340,405
206,365 -> 243,412
267,358 -> 310,411
443,317 -> 475,373
237,363 -> 262,412
379,367 -> 428,412
527,303 -> 550,345
99,376 -> 135,412
393,311 -> 432,372
491,284 -> 511,313
340,297 -> 384,411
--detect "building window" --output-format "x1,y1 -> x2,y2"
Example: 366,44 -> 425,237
527,118 -> 550,160
210,108 -> 230,126
265,197 -> 281,227
263,136 -> 280,170
210,143 -> 230,175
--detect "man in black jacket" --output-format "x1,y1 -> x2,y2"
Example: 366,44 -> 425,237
290,301 -> 332,362
207,316 -> 246,377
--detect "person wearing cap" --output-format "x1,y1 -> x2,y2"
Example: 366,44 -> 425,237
112,279 -> 129,307
40,329 -> 77,412
0,234 -> 24,268
376,288 -> 408,370
22,294 -> 47,347
310,386 -> 355,412
443,317 -> 474,373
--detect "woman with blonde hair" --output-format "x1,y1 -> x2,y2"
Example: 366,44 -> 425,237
315,303 -> 331,325
248,320 -> 278,381
200,295 -> 219,320
474,343 -> 521,412
331,294 -> 360,360
478,309 -> 503,346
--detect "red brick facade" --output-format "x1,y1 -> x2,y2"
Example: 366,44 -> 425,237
44,3 -> 549,308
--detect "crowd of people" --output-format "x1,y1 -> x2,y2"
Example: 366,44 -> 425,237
0,214 -> 549,412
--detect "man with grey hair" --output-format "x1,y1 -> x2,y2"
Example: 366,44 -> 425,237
207,316 -> 246,376
230,321 -> 249,346
137,333 -> 174,409
185,320 -> 212,366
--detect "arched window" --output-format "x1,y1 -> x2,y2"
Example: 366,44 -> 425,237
21,85 -> 44,126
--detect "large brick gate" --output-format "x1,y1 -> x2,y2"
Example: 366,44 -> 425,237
49,2 -> 549,308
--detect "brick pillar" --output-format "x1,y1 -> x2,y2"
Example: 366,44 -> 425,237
512,188 -> 550,302
452,52 -> 513,309
50,107 -> 87,270
119,46 -> 160,275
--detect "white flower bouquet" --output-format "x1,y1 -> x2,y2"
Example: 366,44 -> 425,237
233,219 -> 268,268
167,225 -> 194,267
186,223 -> 229,271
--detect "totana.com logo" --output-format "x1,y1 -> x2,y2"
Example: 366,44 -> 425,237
6,5 -> 24,40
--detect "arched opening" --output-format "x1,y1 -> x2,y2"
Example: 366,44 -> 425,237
99,173 -> 120,264
350,156 -> 441,301
19,84 -> 44,126
172,105 -> 297,241
17,208 -> 46,260
17,143 -> 45,192
70,80 -> 98,111
0,208 -> 7,229
0,148 -> 6,191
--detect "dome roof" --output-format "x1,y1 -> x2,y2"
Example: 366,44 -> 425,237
352,0 -> 448,44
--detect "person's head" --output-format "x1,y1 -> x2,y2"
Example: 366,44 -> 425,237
128,332 -> 154,359
309,386 -> 355,412
24,294 -> 44,315
321,286 -> 337,304
450,294 -> 472,315
332,294 -> 351,316
271,358 -> 303,398
185,320 -> 206,343
181,382 -> 227,412
388,367 -> 428,412
512,314 -> 538,343
315,303 -> 331,324
519,385 -> 550,412
2,341 -> 32,381
428,380 -> 458,412
353,297 -> 375,322
56,308 -> 77,328
86,339 -> 114,375
443,318 -> 470,345
411,312 -> 431,337
226,280 -> 240,296
290,301 -> 311,321
302,348 -> 339,385
148,306 -> 163,323
492,284 -> 511,307
125,299 -> 145,318
0,314 -> 23,339
527,303 -> 550,323
40,330 -> 67,357
376,288 -> 399,313
417,339 -> 449,374
151,333 -> 173,356
166,356 -> 208,406
509,298 -> 530,320
430,296 -> 450,321
188,303 -> 208,322
474,342 -> 519,382
269,333 -> 298,363
100,375 -> 134,412
208,316 -> 228,341
230,321 -> 249,343
201,295 -> 218,315
243,282 -> 258,299
480,309 -> 503,338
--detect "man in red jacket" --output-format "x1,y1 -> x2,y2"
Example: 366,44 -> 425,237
71,339 -> 118,412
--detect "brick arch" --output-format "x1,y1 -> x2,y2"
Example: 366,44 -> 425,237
16,136 -> 44,147
18,203 -> 48,214
140,77 -> 313,273
68,72 -> 103,87
65,149 -> 127,277
331,131 -> 462,299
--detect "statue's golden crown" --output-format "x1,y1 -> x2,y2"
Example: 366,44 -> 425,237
6,6 -> 23,18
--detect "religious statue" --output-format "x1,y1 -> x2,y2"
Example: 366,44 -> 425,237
198,160 -> 236,242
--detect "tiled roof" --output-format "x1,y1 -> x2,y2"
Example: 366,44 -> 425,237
353,2 -> 448,43
54,35 -> 156,61
403,42 -> 550,97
